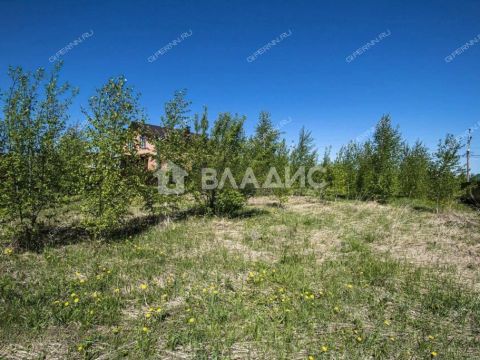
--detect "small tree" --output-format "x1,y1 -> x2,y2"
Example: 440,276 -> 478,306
371,115 -> 402,201
399,141 -> 430,199
0,64 -> 76,245
429,134 -> 462,210
82,76 -> 145,236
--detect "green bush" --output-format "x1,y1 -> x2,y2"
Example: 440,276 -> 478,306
215,189 -> 246,216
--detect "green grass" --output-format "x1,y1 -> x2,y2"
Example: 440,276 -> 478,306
1,197 -> 479,359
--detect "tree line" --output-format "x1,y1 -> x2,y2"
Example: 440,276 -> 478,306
0,65 -> 466,246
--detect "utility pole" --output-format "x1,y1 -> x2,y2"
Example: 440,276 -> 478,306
466,128 -> 472,182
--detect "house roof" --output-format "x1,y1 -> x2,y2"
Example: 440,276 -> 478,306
132,122 -> 167,138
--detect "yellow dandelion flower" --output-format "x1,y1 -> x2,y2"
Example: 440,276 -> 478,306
334,306 -> 340,312
92,291 -> 99,298
428,335 -> 435,341
114,288 -> 120,293
112,327 -> 120,334
140,283 -> 148,290
384,320 -> 391,326
389,336 -> 395,342
3,247 -> 13,255
156,307 -> 162,313
356,336 -> 362,342
64,301 -> 69,307
188,317 -> 195,324
77,345 -> 84,352
308,294 -> 314,300
79,279 -> 86,284
321,345 -> 328,352
346,284 -> 353,289
74,298 -> 80,303
431,351 -> 438,357
308,356 -> 315,360
145,312 -> 152,319
142,326 -> 149,333
89,310 -> 94,315
71,293 -> 77,298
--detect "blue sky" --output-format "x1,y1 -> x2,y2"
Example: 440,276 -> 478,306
1,0 -> 479,171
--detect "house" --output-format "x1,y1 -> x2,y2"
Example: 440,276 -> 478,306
132,122 -> 166,171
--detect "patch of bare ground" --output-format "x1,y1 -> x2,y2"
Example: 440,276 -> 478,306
280,197 -> 480,290
212,219 -> 278,262
305,230 -> 342,263
0,329 -> 72,360
371,209 -> 480,290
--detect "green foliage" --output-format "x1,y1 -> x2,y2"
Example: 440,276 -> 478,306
370,115 -> 402,200
215,189 -> 246,215
81,76 -> 145,236
428,134 -> 462,209
399,141 -> 430,199
0,64 -> 76,244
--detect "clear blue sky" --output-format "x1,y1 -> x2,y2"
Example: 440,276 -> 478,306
1,0 -> 479,172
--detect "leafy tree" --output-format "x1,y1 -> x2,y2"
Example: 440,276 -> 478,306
289,126 -> 318,194
0,64 -> 76,244
247,111 -> 287,196
82,76 -> 145,236
371,115 -> 402,200
58,125 -> 89,196
399,141 -> 430,199
429,134 -> 462,209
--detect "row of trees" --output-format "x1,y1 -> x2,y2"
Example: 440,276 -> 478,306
325,116 -> 464,206
0,65 -> 465,245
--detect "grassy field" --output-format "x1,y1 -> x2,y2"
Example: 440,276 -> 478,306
1,197 -> 479,359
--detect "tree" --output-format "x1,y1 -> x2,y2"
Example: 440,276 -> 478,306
82,76 -> 145,236
371,115 -> 402,200
0,64 -> 76,245
429,134 -> 462,209
247,111 -> 287,196
399,141 -> 430,199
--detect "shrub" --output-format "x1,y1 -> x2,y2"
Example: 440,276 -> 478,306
215,189 -> 246,216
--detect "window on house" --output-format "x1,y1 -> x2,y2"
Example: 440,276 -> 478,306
140,135 -> 147,149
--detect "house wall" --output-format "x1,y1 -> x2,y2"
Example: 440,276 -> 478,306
136,135 -> 158,171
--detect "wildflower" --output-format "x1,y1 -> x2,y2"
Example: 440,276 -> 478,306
77,345 -> 84,352
79,279 -> 86,284
356,336 -> 362,342
308,356 -> 315,360
389,336 -> 395,342
71,293 -> 77,298
112,327 -> 120,334
3,247 -> 13,255
142,326 -> 149,333
188,317 -> 195,324
431,351 -> 438,357
74,298 -> 80,303
156,307 -> 162,313
114,288 -> 120,293
89,310 -> 94,315
428,335 -> 435,341
333,306 -> 340,312
145,312 -> 152,319
384,320 -> 391,326
64,301 -> 70,307
321,345 -> 328,352
140,283 -> 148,290
92,291 -> 99,298
346,284 -> 353,289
